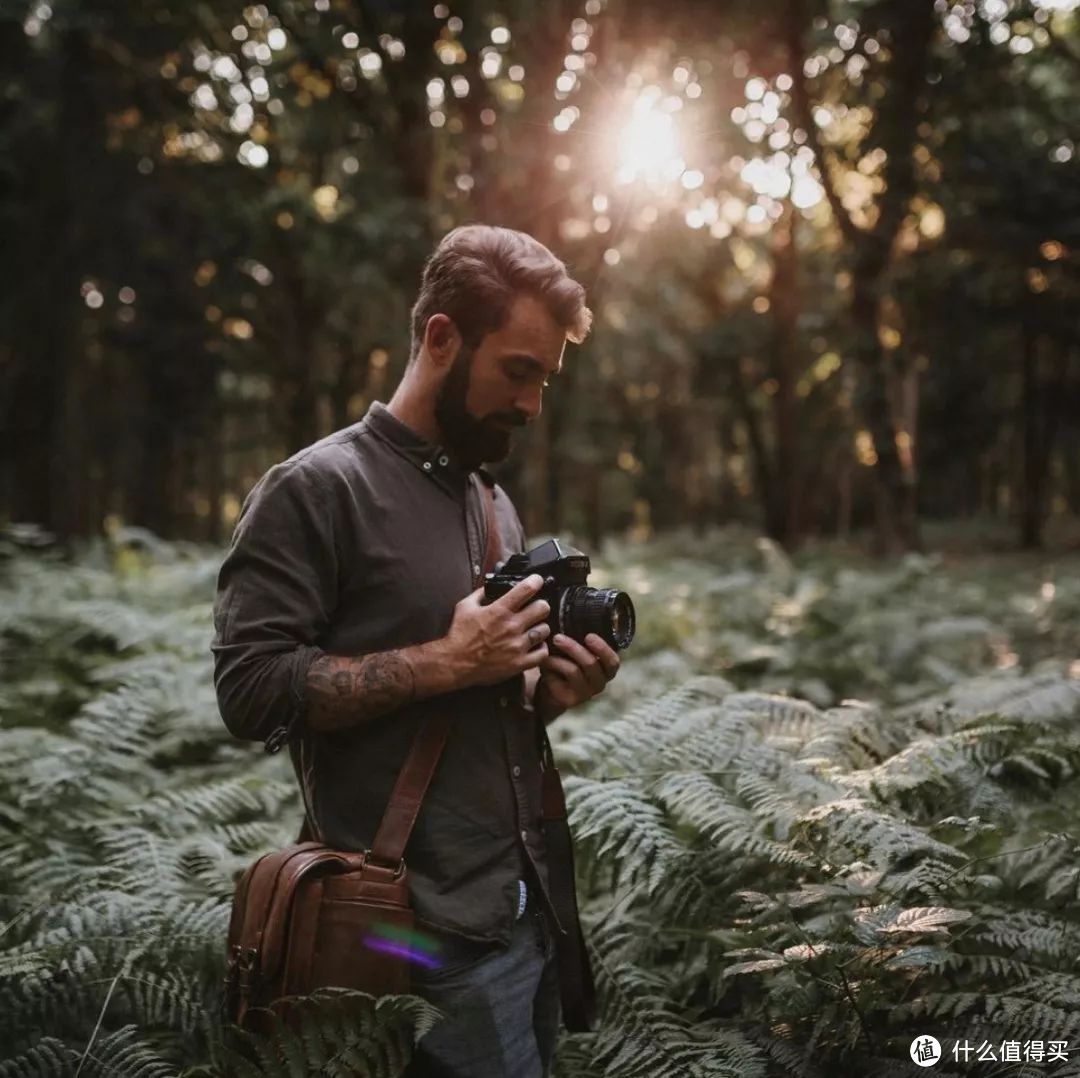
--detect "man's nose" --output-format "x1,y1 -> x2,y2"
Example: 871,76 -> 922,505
515,384 -> 543,421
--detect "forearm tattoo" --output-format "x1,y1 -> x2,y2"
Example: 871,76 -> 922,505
305,651 -> 416,732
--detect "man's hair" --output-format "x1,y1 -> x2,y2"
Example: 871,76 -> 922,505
409,224 -> 592,362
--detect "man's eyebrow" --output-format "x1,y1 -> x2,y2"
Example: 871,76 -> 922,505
503,353 -> 561,377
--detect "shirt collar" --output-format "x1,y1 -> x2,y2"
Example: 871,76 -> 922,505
362,400 -> 496,490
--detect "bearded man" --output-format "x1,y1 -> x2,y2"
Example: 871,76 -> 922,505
211,225 -> 619,1078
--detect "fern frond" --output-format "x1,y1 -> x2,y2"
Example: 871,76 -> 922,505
71,1024 -> 176,1078
566,777 -> 685,894
798,798 -> 965,869
213,989 -> 441,1078
965,908 -> 1080,965
901,671 -> 1080,726
652,771 -> 812,867
0,1037 -> 77,1077
587,961 -> 766,1078
557,677 -> 735,776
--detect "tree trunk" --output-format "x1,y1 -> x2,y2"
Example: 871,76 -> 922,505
206,396 -> 224,545
789,0 -> 935,552
1019,310 -> 1043,549
1019,309 -> 1069,549
1064,436 -> 1080,518
768,200 -> 801,546
730,357 -> 780,537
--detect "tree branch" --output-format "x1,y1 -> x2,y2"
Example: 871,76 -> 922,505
786,0 -> 864,250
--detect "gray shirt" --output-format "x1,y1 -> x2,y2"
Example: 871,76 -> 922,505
211,401 -> 554,944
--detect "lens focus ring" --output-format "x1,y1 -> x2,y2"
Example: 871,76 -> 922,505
559,586 -> 635,650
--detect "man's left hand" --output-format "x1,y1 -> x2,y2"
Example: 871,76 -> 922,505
534,632 -> 620,722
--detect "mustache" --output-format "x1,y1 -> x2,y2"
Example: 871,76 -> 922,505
487,412 -> 529,428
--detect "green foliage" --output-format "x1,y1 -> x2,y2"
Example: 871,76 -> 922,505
562,527 -> 1080,735
209,990 -> 443,1078
553,665 -> 1080,1075
1,532 -> 1079,1074
0,542 -> 436,1074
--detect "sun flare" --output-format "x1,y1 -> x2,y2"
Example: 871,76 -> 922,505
615,96 -> 684,184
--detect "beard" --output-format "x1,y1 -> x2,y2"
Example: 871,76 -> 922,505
434,346 -> 527,469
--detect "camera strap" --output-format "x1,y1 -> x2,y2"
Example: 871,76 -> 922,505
538,720 -> 598,1031
478,475 -> 503,573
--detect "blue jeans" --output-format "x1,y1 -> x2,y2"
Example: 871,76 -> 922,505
406,890 -> 561,1078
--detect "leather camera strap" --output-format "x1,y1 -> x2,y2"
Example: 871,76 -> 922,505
479,476 -> 502,578
367,476 -> 500,868
538,721 -> 597,1031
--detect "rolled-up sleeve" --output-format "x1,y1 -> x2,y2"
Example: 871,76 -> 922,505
211,460 -> 337,746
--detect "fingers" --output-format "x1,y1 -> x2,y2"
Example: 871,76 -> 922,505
553,632 -> 620,677
523,642 -> 549,667
498,574 -> 546,612
538,653 -> 579,681
583,633 -> 621,680
550,633 -> 615,693
538,654 -> 594,707
522,624 -> 550,668
516,599 -> 551,629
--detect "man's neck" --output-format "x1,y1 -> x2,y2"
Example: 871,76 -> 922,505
386,375 -> 443,446
387,363 -> 485,472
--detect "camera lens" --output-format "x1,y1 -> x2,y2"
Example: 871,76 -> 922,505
559,587 -> 636,650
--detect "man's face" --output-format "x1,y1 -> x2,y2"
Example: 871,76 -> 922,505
434,293 -> 566,469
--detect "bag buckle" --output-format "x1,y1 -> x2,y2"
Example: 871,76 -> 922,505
364,852 -> 406,877
236,945 -> 259,992
222,943 -> 259,1024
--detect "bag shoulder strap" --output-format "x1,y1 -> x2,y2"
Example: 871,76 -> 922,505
367,477 -> 501,868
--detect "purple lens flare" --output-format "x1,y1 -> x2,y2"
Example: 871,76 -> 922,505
362,920 -> 445,969
362,934 -> 444,970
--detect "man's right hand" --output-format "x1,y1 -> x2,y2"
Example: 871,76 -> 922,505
442,574 -> 551,688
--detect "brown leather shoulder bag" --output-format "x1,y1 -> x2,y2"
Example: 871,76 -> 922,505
221,711 -> 451,1032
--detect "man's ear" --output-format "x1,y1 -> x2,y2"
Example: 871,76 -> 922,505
423,313 -> 462,371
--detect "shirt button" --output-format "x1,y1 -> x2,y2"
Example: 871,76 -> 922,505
473,564 -> 481,576
512,765 -> 521,777
520,829 -> 528,842
438,454 -> 449,466
422,461 -> 432,472
499,696 -> 508,707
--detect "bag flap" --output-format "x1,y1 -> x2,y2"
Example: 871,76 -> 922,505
227,842 -> 318,952
232,842 -> 327,953
256,847 -> 367,981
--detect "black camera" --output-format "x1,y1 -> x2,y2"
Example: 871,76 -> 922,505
483,539 -> 636,651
